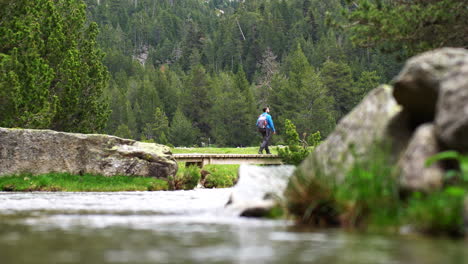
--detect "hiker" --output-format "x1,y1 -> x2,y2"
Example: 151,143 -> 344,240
256,107 -> 276,154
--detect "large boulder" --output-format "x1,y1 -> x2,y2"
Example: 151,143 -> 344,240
434,56 -> 468,151
393,48 -> 468,125
398,124 -> 444,192
0,128 -> 177,178
292,85 -> 412,184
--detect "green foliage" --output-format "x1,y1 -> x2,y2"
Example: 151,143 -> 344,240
114,124 -> 133,139
271,45 -> 336,138
0,0 -> 109,132
0,173 -> 168,192
354,70 -> 381,104
335,149 -> 400,227
341,0 -> 467,58
321,60 -> 356,120
426,151 -> 468,181
170,108 -> 199,147
81,0 -> 398,146
278,119 -> 310,166
265,205 -> 285,219
406,188 -> 466,236
143,107 -> 170,144
307,131 -> 322,148
209,71 -> 257,147
182,65 -> 213,137
284,119 -> 300,146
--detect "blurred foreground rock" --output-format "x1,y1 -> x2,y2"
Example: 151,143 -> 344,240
226,165 -> 295,217
289,47 -> 468,195
398,124 -> 444,192
0,128 -> 177,178
293,85 -> 411,184
393,48 -> 468,124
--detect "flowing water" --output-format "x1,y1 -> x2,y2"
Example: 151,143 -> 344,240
1,166 -> 468,264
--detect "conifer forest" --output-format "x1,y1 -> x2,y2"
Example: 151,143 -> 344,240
1,0 -> 466,146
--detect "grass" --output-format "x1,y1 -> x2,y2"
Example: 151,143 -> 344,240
0,173 -> 168,192
172,146 -> 279,155
201,164 -> 239,188
175,162 -> 239,189
285,146 -> 468,236
0,148 -> 265,192
170,164 -> 201,190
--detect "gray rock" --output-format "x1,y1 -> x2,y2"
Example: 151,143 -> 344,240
0,128 -> 177,178
293,85 -> 411,184
225,164 -> 295,217
435,60 -> 468,150
393,48 -> 468,124
398,124 -> 444,192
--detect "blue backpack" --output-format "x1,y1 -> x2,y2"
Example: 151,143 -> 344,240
256,114 -> 267,130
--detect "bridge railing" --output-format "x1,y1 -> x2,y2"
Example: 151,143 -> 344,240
173,154 -> 283,167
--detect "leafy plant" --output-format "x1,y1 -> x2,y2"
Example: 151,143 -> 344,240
426,150 -> 468,183
307,131 -> 322,148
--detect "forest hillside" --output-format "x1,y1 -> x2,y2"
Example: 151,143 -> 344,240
1,0 -> 465,146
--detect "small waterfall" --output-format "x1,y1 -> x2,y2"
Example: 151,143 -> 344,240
225,165 -> 296,216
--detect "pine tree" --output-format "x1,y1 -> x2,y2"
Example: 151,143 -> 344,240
0,0 -> 57,128
170,108 -> 198,147
143,107 -> 170,144
342,0 -> 467,57
321,59 -> 355,121
0,0 -> 109,132
255,47 -> 279,107
354,70 -> 380,104
114,124 -> 133,139
182,65 -> 213,139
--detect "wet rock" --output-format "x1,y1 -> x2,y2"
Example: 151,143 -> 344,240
393,48 -> 468,125
0,128 -> 177,178
226,165 -> 295,217
293,85 -> 411,184
435,59 -> 468,151
398,124 -> 444,192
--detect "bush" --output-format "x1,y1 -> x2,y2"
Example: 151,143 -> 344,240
277,119 -> 309,166
171,165 -> 201,190
307,131 -> 322,148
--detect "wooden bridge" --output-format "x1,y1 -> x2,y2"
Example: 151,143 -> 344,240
173,154 -> 283,167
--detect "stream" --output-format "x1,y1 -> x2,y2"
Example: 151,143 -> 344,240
1,166 -> 468,264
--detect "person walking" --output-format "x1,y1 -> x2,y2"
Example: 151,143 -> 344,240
256,107 -> 276,154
